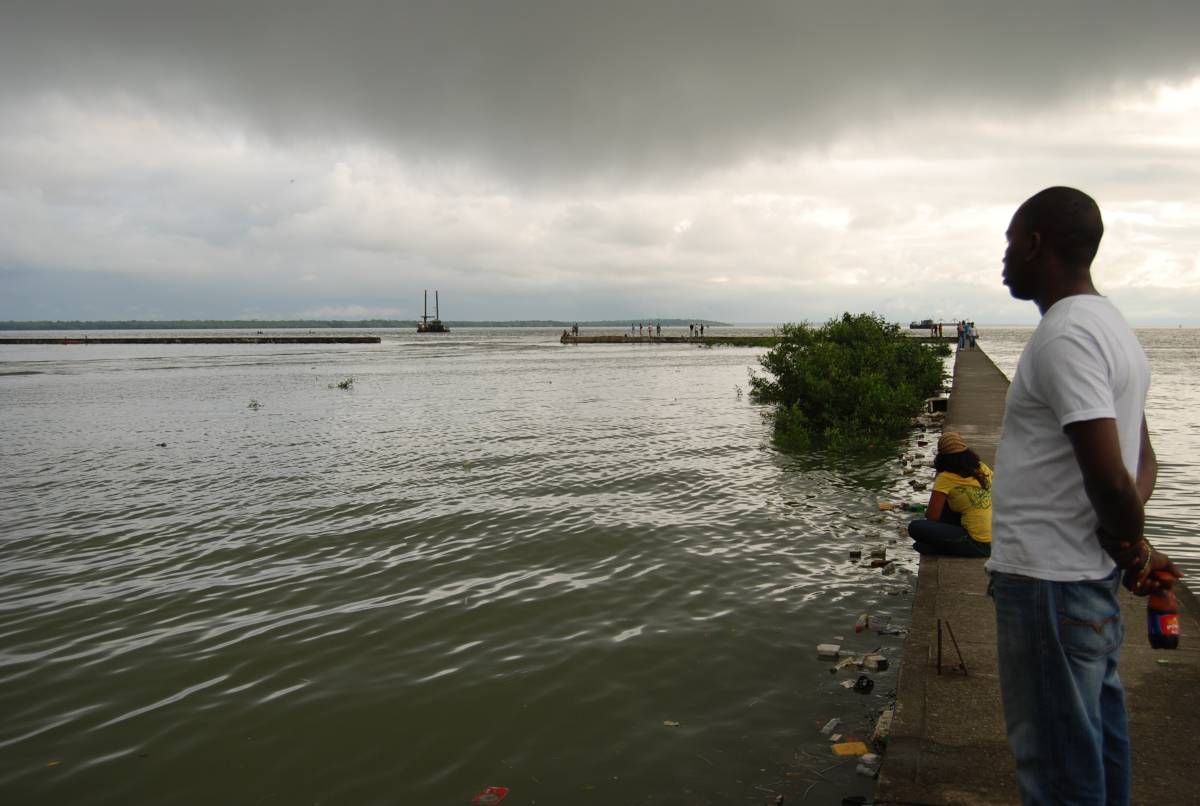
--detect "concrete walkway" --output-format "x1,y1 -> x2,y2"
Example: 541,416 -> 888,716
876,347 -> 1200,806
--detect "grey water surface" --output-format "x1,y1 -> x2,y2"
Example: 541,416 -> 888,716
0,328 -> 925,805
1,326 -> 1195,805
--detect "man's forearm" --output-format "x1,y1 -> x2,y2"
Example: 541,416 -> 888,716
1084,471 -> 1145,545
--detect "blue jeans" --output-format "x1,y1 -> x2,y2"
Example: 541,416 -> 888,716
907,518 -> 990,557
992,568 -> 1129,805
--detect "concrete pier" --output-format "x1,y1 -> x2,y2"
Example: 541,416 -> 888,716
560,334 -> 778,346
877,347 -> 1200,805
558,333 -> 952,347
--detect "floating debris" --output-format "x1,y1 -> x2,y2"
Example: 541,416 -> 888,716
848,549 -> 863,560
832,741 -> 870,757
853,675 -> 875,694
471,786 -> 509,804
817,643 -> 841,660
820,717 -> 842,735
834,656 -> 863,672
663,720 -> 680,727
864,654 -> 889,672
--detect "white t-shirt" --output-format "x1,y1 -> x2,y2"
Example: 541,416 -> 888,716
987,295 -> 1149,581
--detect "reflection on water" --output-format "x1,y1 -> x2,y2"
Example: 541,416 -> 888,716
1,328 -> 929,805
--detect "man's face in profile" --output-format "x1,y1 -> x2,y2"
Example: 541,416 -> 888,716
1002,212 -> 1037,301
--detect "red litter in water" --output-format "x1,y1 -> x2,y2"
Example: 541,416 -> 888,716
471,786 -> 509,804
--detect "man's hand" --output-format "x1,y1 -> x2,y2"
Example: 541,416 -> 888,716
1096,530 -> 1183,596
1125,547 -> 1183,596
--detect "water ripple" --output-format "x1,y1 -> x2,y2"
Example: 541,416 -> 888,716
5,327 -> 1185,803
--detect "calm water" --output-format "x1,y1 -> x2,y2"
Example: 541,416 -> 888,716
1,326 -> 1195,805
1,327 -> 926,806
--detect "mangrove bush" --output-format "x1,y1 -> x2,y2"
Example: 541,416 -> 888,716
749,313 -> 949,451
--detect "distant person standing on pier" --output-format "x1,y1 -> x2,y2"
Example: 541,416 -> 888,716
689,324 -> 694,337
956,320 -> 965,350
989,187 -> 1181,806
699,324 -> 705,337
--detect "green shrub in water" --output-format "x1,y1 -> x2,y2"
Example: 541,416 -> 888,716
749,312 -> 949,451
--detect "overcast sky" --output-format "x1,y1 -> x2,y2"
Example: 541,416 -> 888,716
3,1 -> 1200,324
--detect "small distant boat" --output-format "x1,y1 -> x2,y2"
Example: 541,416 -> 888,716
909,318 -> 935,330
417,290 -> 450,333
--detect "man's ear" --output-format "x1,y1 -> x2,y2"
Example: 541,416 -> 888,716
1026,230 -> 1043,261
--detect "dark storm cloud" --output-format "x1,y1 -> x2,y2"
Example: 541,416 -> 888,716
4,1 -> 1199,182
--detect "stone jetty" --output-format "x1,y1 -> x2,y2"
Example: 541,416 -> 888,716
559,333 -> 952,347
877,346 -> 1200,805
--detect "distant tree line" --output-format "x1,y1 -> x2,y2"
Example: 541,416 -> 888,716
0,319 -> 730,330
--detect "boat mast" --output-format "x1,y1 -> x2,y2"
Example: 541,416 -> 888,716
435,290 -> 440,321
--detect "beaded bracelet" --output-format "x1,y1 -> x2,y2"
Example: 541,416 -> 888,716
1132,540 -> 1153,587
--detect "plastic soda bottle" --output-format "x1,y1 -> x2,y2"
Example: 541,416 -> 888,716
1147,572 -> 1180,650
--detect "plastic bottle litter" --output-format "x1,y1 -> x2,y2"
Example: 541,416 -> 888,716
820,717 -> 842,735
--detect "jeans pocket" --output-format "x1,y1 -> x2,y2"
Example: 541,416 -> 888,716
1056,577 -> 1123,658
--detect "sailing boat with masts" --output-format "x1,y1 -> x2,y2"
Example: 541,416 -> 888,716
416,290 -> 450,333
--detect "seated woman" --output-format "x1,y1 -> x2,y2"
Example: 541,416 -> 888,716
907,432 -> 992,557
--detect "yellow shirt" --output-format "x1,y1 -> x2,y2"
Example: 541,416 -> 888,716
933,464 -> 993,543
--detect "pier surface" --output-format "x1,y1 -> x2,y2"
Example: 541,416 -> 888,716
877,347 -> 1200,805
559,334 -> 953,347
0,336 -> 381,345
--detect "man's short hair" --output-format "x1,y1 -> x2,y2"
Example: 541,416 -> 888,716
1016,186 -> 1104,268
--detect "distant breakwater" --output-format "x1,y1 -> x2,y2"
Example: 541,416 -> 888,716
0,336 -> 381,345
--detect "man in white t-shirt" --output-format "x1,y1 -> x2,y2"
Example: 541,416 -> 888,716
988,187 -> 1181,805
